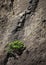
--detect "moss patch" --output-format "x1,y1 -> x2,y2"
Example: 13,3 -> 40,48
6,40 -> 26,54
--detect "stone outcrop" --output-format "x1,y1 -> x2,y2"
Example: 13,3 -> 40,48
0,0 -> 46,65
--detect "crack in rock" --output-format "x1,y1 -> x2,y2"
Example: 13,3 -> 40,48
0,0 -> 39,65
12,0 -> 39,35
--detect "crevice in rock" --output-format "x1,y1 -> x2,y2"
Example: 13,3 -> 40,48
27,0 -> 39,14
1,0 -> 39,65
3,46 -> 26,65
3,52 -> 17,65
12,0 -> 39,34
12,12 -> 26,34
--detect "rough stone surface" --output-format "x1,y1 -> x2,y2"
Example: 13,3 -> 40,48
0,0 -> 46,65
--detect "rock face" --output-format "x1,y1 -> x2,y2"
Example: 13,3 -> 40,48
0,0 -> 46,65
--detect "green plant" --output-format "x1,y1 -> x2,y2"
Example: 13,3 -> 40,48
7,40 -> 25,53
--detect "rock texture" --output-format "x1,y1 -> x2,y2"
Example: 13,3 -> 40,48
0,0 -> 46,65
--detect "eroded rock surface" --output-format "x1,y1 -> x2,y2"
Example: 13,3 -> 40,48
0,0 -> 46,65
